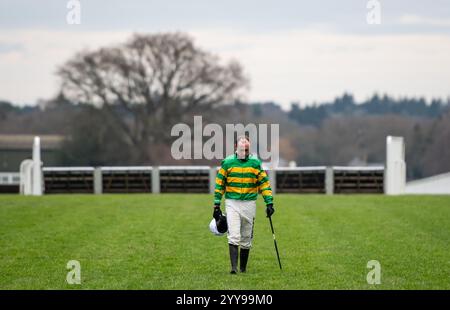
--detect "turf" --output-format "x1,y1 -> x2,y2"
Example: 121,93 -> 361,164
0,194 -> 449,289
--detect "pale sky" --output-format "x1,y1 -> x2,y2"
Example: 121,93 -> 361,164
1,0 -> 450,108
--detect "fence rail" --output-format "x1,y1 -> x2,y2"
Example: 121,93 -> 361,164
2,166 -> 385,194
0,172 -> 20,193
276,168 -> 326,193
43,168 -> 94,194
333,168 -> 384,194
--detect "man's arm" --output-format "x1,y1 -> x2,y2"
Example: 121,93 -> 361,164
214,161 -> 228,206
256,165 -> 273,205
256,163 -> 274,217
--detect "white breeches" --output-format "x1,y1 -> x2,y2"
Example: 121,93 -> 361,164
225,199 -> 256,249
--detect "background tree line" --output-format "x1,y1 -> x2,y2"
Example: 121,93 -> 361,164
1,94 -> 449,180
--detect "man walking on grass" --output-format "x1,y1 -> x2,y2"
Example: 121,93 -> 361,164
213,135 -> 275,274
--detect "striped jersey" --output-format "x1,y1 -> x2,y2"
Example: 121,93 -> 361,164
214,153 -> 273,205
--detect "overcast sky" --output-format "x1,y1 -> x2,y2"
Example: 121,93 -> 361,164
1,0 -> 450,108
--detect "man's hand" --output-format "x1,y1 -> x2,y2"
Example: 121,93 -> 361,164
213,204 -> 222,220
266,203 -> 275,218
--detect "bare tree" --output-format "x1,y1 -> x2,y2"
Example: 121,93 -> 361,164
58,32 -> 248,162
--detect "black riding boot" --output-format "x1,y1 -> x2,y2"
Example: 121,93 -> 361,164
240,248 -> 250,273
229,244 -> 239,274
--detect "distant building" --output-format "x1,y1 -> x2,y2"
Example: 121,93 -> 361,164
0,134 -> 64,172
348,156 -> 367,166
348,156 -> 384,168
405,172 -> 450,194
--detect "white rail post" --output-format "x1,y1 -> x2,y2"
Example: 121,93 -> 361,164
20,159 -> 33,195
152,166 -> 160,193
268,169 -> 276,195
325,166 -> 334,195
94,167 -> 103,194
32,136 -> 43,196
209,167 -> 217,194
385,136 -> 406,195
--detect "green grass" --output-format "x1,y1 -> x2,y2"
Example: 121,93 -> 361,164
0,194 -> 449,289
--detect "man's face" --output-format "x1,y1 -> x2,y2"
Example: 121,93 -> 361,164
236,138 -> 250,159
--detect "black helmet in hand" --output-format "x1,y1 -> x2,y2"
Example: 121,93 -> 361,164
209,214 -> 228,236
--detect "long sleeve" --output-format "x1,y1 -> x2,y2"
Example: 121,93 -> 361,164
214,161 -> 228,205
256,166 -> 273,205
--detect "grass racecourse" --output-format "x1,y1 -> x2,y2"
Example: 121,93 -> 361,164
0,194 -> 449,290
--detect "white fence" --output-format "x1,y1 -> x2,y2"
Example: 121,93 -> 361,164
0,172 -> 20,185
0,172 -> 20,193
27,165 -> 386,195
